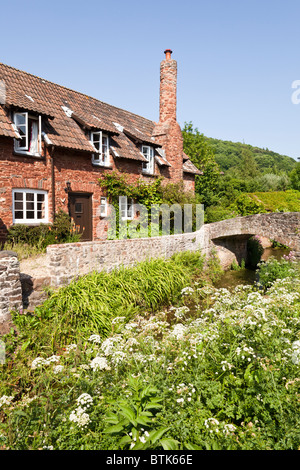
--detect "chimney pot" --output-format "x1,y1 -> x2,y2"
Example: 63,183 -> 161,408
164,49 -> 173,60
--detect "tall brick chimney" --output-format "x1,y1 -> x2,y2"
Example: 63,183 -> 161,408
153,49 -> 183,182
159,49 -> 177,123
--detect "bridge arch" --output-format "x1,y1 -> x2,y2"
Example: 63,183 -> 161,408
204,212 -> 300,269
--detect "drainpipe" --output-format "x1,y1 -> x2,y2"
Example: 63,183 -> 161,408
50,146 -> 55,223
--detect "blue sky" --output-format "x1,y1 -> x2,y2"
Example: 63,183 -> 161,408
1,0 -> 300,160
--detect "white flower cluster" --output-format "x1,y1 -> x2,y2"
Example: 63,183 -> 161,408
169,383 -> 196,405
170,323 -> 187,340
88,334 -> 101,344
53,365 -> 64,374
291,340 -> 300,365
90,356 -> 110,371
173,306 -> 190,319
0,395 -> 13,408
65,344 -> 77,353
69,406 -> 90,428
31,355 -> 60,369
235,345 -> 256,361
181,286 -> 194,296
204,417 -> 220,433
129,429 -> 150,448
69,393 -> 93,428
220,360 -> 234,372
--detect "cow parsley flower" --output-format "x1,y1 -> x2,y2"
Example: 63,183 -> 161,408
69,406 -> 90,428
90,356 -> 109,371
88,334 -> 101,344
0,395 -> 13,407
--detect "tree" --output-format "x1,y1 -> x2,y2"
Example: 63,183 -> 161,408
240,147 -> 259,179
290,162 -> 300,190
182,122 -> 221,207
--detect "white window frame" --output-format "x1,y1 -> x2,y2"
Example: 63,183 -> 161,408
142,145 -> 154,174
100,196 -> 108,217
12,188 -> 48,224
91,131 -> 110,167
14,112 -> 42,156
119,196 -> 134,220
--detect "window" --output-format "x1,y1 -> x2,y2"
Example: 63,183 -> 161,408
142,145 -> 154,174
100,196 -> 108,217
12,189 -> 48,224
119,196 -> 134,220
91,131 -> 110,166
14,112 -> 42,156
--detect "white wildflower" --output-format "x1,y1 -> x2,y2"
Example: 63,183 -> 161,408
31,357 -> 46,369
90,356 -> 110,371
88,335 -> 101,344
65,344 -> 77,353
53,365 -> 64,374
76,393 -> 93,408
0,395 -> 13,407
69,406 -> 90,428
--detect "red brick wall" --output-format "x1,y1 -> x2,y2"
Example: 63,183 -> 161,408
0,132 -> 195,242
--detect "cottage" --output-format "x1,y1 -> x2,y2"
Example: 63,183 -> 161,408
0,50 -> 200,243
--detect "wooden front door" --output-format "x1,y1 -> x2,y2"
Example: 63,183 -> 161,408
69,193 -> 92,241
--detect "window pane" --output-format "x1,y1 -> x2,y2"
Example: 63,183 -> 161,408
75,203 -> 83,214
26,211 -> 35,219
15,211 -> 23,219
37,194 -> 45,202
14,201 -> 23,210
14,192 -> 23,201
15,114 -> 26,126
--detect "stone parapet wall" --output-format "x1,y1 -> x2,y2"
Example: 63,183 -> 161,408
47,227 -> 207,287
0,251 -> 22,334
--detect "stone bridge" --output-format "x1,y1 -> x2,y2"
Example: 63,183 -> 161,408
204,212 -> 300,268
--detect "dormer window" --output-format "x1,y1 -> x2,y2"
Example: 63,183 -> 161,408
142,145 -> 154,174
91,131 -> 110,167
14,112 -> 42,156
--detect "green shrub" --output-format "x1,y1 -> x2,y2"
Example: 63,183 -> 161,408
257,254 -> 299,290
5,210 -> 80,251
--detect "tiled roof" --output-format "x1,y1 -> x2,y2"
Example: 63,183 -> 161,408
0,62 -> 200,174
183,158 -> 203,175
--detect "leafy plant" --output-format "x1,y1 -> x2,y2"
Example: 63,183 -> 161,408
103,377 -> 179,450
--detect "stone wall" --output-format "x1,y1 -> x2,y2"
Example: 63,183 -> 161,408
0,251 -> 22,334
47,227 -> 207,287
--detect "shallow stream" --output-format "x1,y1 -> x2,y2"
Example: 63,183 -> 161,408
213,246 -> 290,290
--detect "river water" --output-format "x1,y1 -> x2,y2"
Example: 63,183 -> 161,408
213,247 -> 290,290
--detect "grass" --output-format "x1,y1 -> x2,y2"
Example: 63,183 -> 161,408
9,251 -> 207,356
2,241 -> 46,260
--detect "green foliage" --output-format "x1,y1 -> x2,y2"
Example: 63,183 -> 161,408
207,137 -> 297,175
22,251 -> 205,348
257,255 -> 299,291
98,171 -> 200,237
103,377 -> 178,450
247,190 -> 300,213
230,193 -> 266,216
290,162 -> 300,190
1,258 -> 300,450
247,236 -> 264,268
5,210 -> 80,253
182,122 -> 221,207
